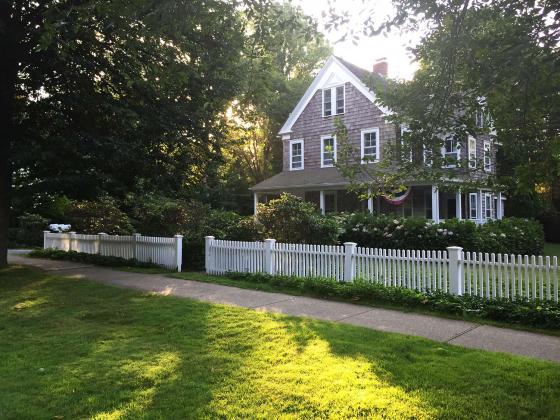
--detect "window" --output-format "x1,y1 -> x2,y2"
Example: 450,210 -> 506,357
323,89 -> 331,117
469,193 -> 478,220
424,191 -> 433,219
485,193 -> 493,219
483,141 -> 491,172
475,111 -> 484,128
322,85 -> 345,117
289,139 -> 304,171
361,128 -> 379,163
423,145 -> 432,166
321,135 -> 336,167
442,136 -> 459,167
400,125 -> 412,162
468,136 -> 477,169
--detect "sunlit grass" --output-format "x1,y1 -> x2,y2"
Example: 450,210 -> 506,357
1,266 -> 559,418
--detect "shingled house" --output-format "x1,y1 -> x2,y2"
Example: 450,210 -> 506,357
250,56 -> 505,223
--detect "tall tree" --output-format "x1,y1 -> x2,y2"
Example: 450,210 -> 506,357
1,0 -> 250,266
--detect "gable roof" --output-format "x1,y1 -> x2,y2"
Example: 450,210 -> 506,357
278,55 -> 390,135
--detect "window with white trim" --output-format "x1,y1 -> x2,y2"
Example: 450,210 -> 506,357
361,128 -> 379,163
469,193 -> 478,220
321,135 -> 336,167
400,126 -> 412,162
442,136 -> 459,167
485,193 -> 493,219
483,141 -> 491,172
468,136 -> 477,169
289,139 -> 304,171
475,111 -> 484,128
322,85 -> 345,117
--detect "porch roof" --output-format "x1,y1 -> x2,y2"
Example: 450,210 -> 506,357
250,167 -> 349,192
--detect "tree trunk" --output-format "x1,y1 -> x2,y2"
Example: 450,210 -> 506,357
0,2 -> 17,268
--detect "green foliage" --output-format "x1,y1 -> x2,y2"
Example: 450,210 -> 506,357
340,213 -> 544,255
256,193 -> 339,244
226,272 -> 560,330
11,213 -> 49,247
65,197 -> 133,235
28,249 -> 160,269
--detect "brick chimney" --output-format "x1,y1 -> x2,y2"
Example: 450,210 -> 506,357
373,58 -> 388,77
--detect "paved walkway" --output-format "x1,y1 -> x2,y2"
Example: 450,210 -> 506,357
8,253 -> 560,363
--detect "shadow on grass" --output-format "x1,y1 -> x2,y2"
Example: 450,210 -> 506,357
1,266 -> 559,418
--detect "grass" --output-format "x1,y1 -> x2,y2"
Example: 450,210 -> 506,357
1,266 -> 560,418
545,242 -> 560,259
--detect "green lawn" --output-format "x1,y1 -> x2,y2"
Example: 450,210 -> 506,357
545,242 -> 560,259
1,267 -> 559,419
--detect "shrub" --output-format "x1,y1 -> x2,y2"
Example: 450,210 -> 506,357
29,249 -> 161,269
10,213 -> 49,247
225,272 -> 560,329
256,193 -> 339,244
340,213 -> 544,256
65,197 -> 133,235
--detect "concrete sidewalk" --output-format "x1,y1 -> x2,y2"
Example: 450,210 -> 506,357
8,253 -> 560,363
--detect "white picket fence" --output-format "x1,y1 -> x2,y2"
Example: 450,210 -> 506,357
204,236 -> 559,302
43,231 -> 183,271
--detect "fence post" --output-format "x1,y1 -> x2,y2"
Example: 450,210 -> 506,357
264,238 -> 276,275
447,246 -> 464,295
205,236 -> 215,273
69,231 -> 76,252
43,231 -> 50,249
343,242 -> 357,282
174,234 -> 183,273
133,233 -> 141,260
98,233 -> 107,255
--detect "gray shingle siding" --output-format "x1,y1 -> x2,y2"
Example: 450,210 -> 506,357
283,82 -> 396,170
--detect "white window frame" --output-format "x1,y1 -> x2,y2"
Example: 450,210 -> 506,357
485,193 -> 493,219
469,193 -> 478,220
475,111 -> 484,128
289,139 -> 304,171
442,136 -> 460,168
400,125 -> 412,162
361,128 -> 380,163
322,84 -> 345,117
483,140 -> 492,172
321,135 -> 337,168
468,136 -> 477,169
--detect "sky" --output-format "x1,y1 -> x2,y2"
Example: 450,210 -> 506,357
294,0 -> 421,80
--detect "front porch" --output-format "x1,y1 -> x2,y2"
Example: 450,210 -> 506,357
253,185 -> 505,224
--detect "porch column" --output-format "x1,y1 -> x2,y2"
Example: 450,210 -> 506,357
367,188 -> 374,213
253,192 -> 259,216
497,192 -> 504,219
319,190 -> 325,215
477,190 -> 484,224
455,191 -> 462,220
431,185 -> 440,223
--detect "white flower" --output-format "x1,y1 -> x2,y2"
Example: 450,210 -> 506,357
448,231 -> 454,236
500,233 -> 506,238
393,219 -> 400,225
418,234 -> 422,238
490,233 -> 496,237
396,225 -> 403,230
437,228 -> 443,233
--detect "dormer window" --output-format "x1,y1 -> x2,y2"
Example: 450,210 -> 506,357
322,85 -> 345,117
475,111 -> 484,128
442,136 -> 459,167
321,135 -> 337,167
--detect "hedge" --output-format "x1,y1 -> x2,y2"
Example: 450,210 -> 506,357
225,272 -> 560,330
339,214 -> 545,256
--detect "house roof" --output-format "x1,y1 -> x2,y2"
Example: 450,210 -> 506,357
278,55 -> 390,135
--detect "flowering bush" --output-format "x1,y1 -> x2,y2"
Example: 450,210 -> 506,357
339,213 -> 544,256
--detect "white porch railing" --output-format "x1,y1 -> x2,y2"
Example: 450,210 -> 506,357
205,236 -> 559,302
43,231 -> 183,271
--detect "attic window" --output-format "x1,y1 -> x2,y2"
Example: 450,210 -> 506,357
475,111 -> 484,128
322,85 -> 345,117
